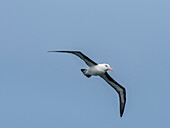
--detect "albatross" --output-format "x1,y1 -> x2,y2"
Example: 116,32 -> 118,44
48,50 -> 126,117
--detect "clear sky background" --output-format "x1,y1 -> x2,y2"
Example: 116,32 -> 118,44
0,0 -> 170,128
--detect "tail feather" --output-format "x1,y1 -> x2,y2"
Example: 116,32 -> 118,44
81,69 -> 91,78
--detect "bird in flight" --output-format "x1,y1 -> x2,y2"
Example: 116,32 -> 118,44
48,50 -> 126,117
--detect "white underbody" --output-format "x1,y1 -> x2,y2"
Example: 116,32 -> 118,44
85,64 -> 107,76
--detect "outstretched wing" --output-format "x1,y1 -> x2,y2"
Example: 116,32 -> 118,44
48,51 -> 98,67
100,72 -> 126,117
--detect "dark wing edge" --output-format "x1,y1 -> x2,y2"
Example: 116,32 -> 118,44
100,72 -> 126,117
48,51 -> 97,67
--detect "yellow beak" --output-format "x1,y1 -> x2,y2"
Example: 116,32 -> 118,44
108,67 -> 113,71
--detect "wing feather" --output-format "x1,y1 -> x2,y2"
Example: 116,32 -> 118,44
100,72 -> 126,117
48,51 -> 97,67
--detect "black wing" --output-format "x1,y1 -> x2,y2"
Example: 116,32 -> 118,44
100,72 -> 126,117
48,51 -> 97,67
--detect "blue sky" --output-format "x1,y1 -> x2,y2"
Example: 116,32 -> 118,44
0,0 -> 170,128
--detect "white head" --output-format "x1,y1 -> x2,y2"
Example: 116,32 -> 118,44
101,63 -> 113,71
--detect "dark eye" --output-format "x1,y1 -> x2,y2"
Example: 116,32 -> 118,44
105,65 -> 108,67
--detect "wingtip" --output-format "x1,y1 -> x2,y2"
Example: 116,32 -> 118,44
47,50 -> 81,53
48,51 -> 59,52
120,107 -> 125,117
120,113 -> 123,117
